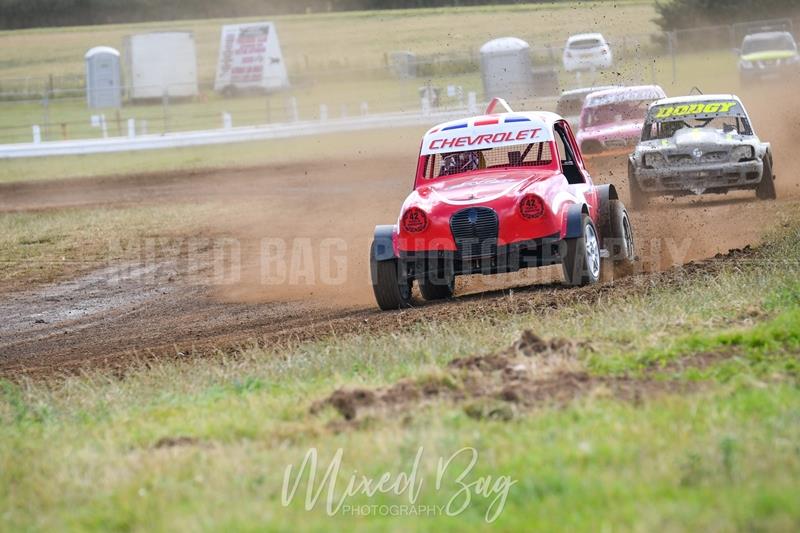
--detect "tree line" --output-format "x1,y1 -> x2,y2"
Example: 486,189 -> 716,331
1,0 -> 798,30
0,0 -> 518,29
654,0 -> 799,31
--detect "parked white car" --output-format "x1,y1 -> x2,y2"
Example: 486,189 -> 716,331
563,33 -> 613,72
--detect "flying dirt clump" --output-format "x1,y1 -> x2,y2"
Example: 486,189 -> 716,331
311,330 -> 687,424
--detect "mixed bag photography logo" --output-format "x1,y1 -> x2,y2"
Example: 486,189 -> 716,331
282,447 -> 517,522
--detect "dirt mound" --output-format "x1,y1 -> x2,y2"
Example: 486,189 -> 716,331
311,330 -> 690,424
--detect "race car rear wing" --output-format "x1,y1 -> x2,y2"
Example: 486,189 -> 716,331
486,97 -> 514,115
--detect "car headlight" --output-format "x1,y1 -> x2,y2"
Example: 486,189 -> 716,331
740,60 -> 754,69
643,153 -> 667,168
731,145 -> 754,161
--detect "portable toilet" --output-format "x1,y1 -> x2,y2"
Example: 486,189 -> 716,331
85,46 -> 122,109
479,37 -> 534,102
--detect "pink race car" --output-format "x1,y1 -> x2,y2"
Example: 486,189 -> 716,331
576,85 -> 666,156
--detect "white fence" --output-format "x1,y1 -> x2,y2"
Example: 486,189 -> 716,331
0,98 -> 492,159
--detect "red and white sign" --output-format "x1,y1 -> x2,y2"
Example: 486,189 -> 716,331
214,22 -> 290,92
421,117 -> 552,156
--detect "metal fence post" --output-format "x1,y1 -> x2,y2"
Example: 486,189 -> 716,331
162,89 -> 169,133
41,93 -> 50,142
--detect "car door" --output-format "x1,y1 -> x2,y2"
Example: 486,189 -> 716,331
554,120 -> 600,218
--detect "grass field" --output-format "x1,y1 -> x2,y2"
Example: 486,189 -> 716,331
0,0 -> 748,150
0,1 -> 657,82
0,0 -> 704,145
2,213 -> 799,531
0,50 -> 741,146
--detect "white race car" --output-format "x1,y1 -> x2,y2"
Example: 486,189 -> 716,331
628,94 -> 776,209
563,33 -> 613,72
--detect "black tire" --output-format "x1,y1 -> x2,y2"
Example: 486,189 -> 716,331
370,242 -> 412,310
562,214 -> 602,286
600,199 -> 636,281
418,267 -> 455,301
756,156 -> 777,200
627,160 -> 647,211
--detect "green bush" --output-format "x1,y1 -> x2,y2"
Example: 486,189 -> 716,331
654,0 -> 798,32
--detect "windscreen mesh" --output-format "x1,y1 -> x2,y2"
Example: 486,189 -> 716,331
424,142 -> 553,179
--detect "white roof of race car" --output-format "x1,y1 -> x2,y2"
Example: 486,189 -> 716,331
584,85 -> 666,107
421,98 -> 559,156
566,33 -> 605,43
559,85 -> 620,98
652,94 -> 742,106
743,31 -> 794,41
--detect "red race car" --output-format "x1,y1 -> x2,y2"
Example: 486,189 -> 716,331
370,98 -> 635,310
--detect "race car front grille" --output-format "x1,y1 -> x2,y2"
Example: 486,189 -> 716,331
450,207 -> 499,260
701,151 -> 728,163
669,154 -> 692,165
669,150 -> 730,166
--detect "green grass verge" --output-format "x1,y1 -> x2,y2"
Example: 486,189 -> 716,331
1,218 -> 799,530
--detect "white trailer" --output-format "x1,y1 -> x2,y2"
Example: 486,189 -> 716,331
124,32 -> 199,100
214,22 -> 290,94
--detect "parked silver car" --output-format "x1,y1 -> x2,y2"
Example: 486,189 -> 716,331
627,94 -> 776,209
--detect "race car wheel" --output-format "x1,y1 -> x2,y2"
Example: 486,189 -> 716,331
627,161 -> 646,211
562,214 -> 602,286
371,243 -> 413,310
756,156 -> 777,200
601,200 -> 635,281
418,268 -> 455,301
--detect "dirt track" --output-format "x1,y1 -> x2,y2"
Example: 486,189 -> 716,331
1,86 -> 799,378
